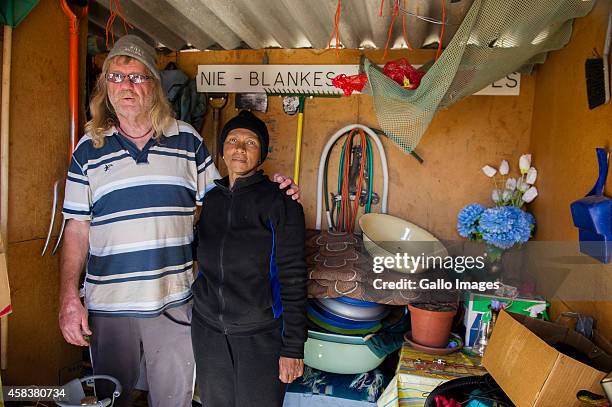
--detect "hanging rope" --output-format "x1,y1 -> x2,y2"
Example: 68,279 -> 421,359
105,0 -> 134,49
328,0 -> 342,52
383,0 -> 400,59
382,0 -> 454,54
435,0 -> 446,60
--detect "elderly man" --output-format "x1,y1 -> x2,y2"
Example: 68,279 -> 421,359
59,35 -> 298,407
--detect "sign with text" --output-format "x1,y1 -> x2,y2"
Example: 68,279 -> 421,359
196,65 -> 520,96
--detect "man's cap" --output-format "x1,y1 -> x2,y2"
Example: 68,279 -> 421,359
219,110 -> 270,163
106,35 -> 160,80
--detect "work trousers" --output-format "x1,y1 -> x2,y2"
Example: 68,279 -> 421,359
192,317 -> 287,407
89,302 -> 195,407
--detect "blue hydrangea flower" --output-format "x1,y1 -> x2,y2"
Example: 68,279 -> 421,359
478,206 -> 533,249
457,203 -> 485,238
524,211 -> 535,226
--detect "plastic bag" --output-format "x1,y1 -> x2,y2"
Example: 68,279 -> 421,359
383,58 -> 425,90
332,73 -> 368,96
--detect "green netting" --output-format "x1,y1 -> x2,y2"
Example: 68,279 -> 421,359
0,0 -> 39,27
365,0 -> 596,153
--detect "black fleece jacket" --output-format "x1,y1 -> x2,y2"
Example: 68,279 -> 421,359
192,171 -> 307,358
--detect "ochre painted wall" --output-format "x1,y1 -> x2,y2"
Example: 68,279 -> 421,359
530,0 -> 612,339
163,49 -> 535,240
1,0 -> 82,384
4,0 -> 608,384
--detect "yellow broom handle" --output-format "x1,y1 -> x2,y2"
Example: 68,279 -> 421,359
292,97 -> 306,184
293,112 -> 304,184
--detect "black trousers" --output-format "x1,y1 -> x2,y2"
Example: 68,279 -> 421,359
192,318 -> 287,407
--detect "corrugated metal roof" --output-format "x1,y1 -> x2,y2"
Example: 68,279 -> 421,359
89,0 -> 473,51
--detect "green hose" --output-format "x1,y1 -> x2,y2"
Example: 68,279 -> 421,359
365,136 -> 373,213
324,128 -> 377,231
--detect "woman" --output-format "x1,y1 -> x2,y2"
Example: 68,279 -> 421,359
192,110 -> 307,407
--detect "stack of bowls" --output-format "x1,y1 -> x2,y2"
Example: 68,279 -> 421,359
307,297 -> 389,335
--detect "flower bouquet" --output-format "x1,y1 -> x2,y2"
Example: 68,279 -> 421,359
457,154 -> 537,262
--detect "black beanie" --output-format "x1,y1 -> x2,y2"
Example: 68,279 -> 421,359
219,110 -> 269,163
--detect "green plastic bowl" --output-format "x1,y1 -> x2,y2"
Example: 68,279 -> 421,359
304,333 -> 386,374
307,313 -> 382,335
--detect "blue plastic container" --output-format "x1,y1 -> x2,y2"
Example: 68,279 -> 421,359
570,148 -> 612,263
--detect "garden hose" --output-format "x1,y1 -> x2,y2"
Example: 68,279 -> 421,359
336,129 -> 370,233
323,128 -> 377,231
315,124 -> 388,230
365,135 -> 374,213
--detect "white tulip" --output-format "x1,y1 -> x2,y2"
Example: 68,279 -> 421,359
526,167 -> 537,184
522,186 -> 538,203
492,189 -> 501,203
519,154 -> 532,174
506,177 -> 517,191
499,160 -> 509,175
502,189 -> 512,201
482,165 -> 497,177
517,179 -> 529,192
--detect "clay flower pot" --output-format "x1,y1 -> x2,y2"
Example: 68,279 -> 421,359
408,303 -> 457,348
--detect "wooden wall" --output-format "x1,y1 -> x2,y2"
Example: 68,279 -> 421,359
164,49 -> 535,239
1,0 -> 82,384
2,0 -> 608,385
529,0 -> 612,338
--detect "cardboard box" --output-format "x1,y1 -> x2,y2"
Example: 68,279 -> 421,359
483,311 -> 612,407
463,291 -> 548,348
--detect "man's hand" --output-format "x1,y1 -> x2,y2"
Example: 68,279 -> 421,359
59,219 -> 91,346
272,173 -> 300,201
279,356 -> 304,383
59,296 -> 91,347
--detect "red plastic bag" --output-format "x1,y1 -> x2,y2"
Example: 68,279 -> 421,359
383,58 -> 425,90
434,395 -> 461,407
331,73 -> 368,96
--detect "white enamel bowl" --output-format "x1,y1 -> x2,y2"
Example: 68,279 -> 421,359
359,213 -> 448,274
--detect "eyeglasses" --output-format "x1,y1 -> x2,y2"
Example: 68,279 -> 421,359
105,72 -> 151,84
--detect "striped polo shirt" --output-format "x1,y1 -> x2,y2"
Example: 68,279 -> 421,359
62,119 -> 220,317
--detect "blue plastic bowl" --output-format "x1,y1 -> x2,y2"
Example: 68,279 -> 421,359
308,303 -> 380,330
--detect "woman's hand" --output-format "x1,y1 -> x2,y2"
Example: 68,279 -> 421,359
272,173 -> 300,201
279,356 -> 304,383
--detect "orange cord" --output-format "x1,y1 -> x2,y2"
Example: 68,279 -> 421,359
435,0 -> 446,60
117,0 -> 132,35
379,0 -> 385,17
351,130 -> 367,234
338,131 -> 352,231
383,0 -> 400,59
328,0 -> 342,52
337,129 -> 368,234
105,0 -> 134,49
339,134 -> 352,231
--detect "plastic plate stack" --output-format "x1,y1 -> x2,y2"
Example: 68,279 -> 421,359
308,297 -> 389,335
304,297 -> 389,374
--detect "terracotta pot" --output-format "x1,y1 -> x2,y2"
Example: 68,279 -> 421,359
408,303 -> 457,348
